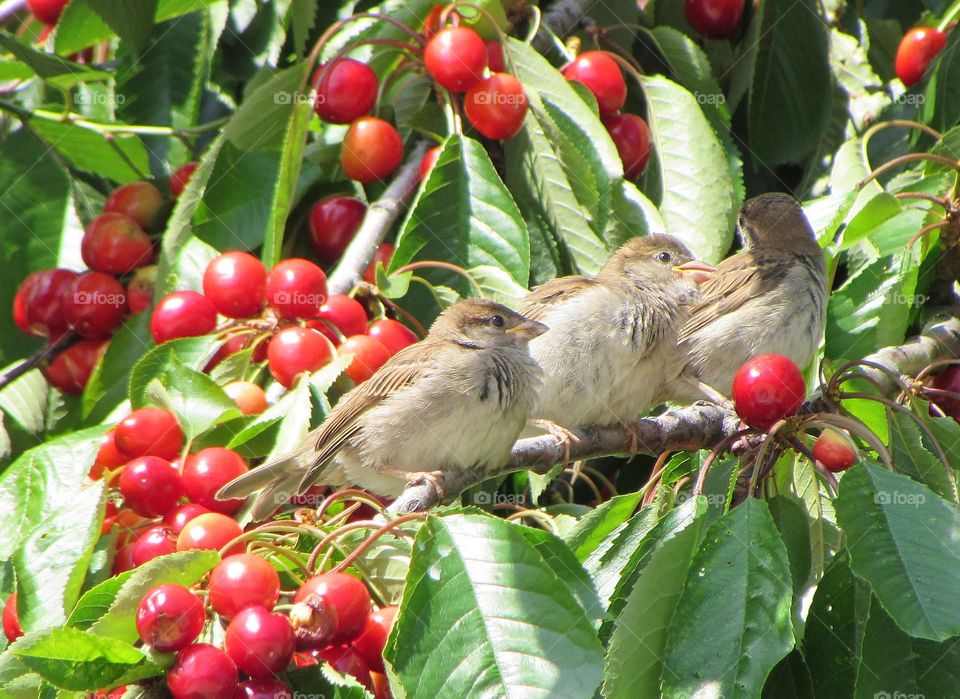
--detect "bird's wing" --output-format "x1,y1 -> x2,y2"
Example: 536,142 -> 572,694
678,249 -> 788,341
307,340 -> 441,468
520,275 -> 599,322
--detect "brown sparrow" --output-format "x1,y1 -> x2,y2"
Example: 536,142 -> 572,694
520,235 -> 715,430
672,192 -> 828,400
218,298 -> 546,520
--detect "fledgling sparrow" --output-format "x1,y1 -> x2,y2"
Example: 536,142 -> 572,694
671,192 -> 828,401
217,298 -> 546,520
520,234 -> 715,430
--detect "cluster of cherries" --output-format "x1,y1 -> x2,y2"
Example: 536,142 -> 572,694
134,568 -> 396,698
12,165 -> 195,395
151,249 -> 417,389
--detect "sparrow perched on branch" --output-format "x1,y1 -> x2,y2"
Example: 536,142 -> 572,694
672,192 -> 828,400
520,235 -> 715,430
218,298 -> 546,520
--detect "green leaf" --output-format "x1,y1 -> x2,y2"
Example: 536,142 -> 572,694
0,426 -> 106,561
0,368 -> 48,438
602,181 -> 667,248
661,499 -> 794,698
84,0 -> 158,54
26,117 -> 150,185
602,502 -> 705,698
141,354 -> 240,439
0,32 -> 110,89
922,29 -> 960,133
504,37 -> 622,275
387,514 -> 604,698
640,75 -> 737,263
81,313 -> 151,424
562,491 -> 644,562
517,527 -> 603,623
747,0 -> 831,164
835,463 -> 960,641
888,410 -> 958,503
11,627 -> 147,691
128,336 -> 219,408
391,134 -> 530,291
89,550 -> 219,643
67,572 -> 134,630
14,482 -> 106,631
290,0 -> 317,56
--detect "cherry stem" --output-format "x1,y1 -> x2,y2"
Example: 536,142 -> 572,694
938,0 -> 960,31
378,296 -> 428,337
392,260 -> 480,291
815,412 -> 894,470
246,540 -> 312,578
580,464 -> 618,498
522,5 -> 544,44
0,331 -> 78,391
692,428 -> 754,496
504,508 -> 559,533
787,434 -> 839,493
328,513 -> 427,574
641,450 -> 673,507
857,153 -> 960,190
906,220 -> 950,249
894,191 -> 950,208
446,2 -> 510,43
315,489 -> 386,520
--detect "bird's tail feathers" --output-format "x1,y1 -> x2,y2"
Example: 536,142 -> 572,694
215,445 -> 314,500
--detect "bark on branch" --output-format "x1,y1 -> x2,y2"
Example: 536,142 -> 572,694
388,316 -> 960,513
326,141 -> 429,295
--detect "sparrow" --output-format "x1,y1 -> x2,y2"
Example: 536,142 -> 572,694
671,192 -> 828,401
520,234 -> 715,430
217,298 -> 546,520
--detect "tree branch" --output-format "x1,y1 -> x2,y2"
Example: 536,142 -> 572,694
326,141 -> 429,295
0,0 -> 27,25
388,316 -> 960,513
0,332 -> 77,391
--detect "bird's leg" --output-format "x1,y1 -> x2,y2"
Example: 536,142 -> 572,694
684,377 -> 734,410
622,421 -> 642,454
528,419 -> 581,465
381,468 -> 448,501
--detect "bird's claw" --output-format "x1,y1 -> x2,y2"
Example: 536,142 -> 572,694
531,419 -> 581,465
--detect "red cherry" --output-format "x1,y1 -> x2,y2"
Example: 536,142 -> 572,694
223,381 -> 269,415
136,584 -> 204,652
267,327 -> 334,388
236,679 -> 294,699
340,336 -> 391,384
181,447 -> 249,514
315,294 -> 369,338
205,331 -> 268,372
309,196 -> 366,266
313,59 -> 379,124
167,644 -> 238,699
150,290 -> 218,344
684,0 -> 745,38
351,606 -> 397,672
931,366 -> 960,420
341,117 -> 404,183
562,51 -> 626,117
424,26 -> 488,92
163,503 -> 211,534
112,542 -> 137,575
363,243 -> 395,284
310,645 -> 373,690
176,512 -> 244,556
604,113 -> 652,179
485,40 -> 505,73
104,181 -> 165,231
126,265 -> 156,314
367,319 -> 417,355
170,163 -> 198,198
420,146 -> 442,182
895,27 -> 948,87
224,606 -> 295,679
208,553 -> 281,620
108,508 -> 148,547
266,258 -> 328,319
44,338 -> 108,395
813,428 -> 858,473
295,572 -> 371,643
12,287 -> 30,335
27,0 -> 69,25
132,525 -> 178,566
2,593 -> 22,643
202,252 -> 267,319
731,354 -> 806,431
119,456 -> 184,517
465,73 -> 529,140
89,430 -> 126,480
115,407 -> 184,460
18,268 -> 78,338
82,213 -> 153,275
64,272 -> 128,338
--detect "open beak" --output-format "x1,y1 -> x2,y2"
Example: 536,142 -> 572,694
508,318 -> 548,340
673,260 -> 717,284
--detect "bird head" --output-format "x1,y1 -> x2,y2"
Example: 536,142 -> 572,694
737,193 -> 817,250
601,234 -> 716,287
432,298 -> 547,347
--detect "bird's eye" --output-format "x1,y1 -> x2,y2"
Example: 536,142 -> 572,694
655,251 -> 672,264
490,314 -> 505,327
